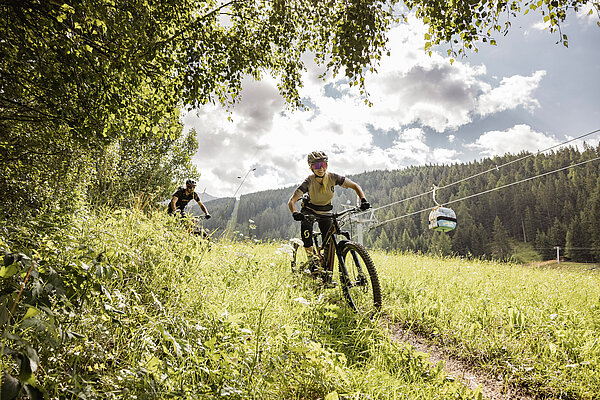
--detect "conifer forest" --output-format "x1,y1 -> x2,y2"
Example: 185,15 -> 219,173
203,145 -> 600,262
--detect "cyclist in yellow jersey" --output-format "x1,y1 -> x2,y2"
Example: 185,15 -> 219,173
288,151 -> 371,261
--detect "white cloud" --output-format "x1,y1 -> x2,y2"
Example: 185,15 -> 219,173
181,11 -> 594,198
466,125 -> 560,157
532,21 -> 551,31
563,133 -> 600,150
363,19 -> 489,132
431,147 -> 461,164
575,3 -> 598,25
476,71 -> 546,116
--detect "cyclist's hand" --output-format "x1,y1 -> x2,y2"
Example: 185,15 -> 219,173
292,212 -> 304,221
205,214 -> 211,219
360,198 -> 371,211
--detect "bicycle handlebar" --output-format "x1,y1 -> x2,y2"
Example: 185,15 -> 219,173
174,211 -> 211,221
304,207 -> 361,221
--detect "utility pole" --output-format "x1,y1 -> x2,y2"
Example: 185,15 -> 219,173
345,207 -> 378,245
554,246 -> 561,263
356,222 -> 363,245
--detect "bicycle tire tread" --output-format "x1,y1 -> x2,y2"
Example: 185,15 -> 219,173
340,241 -> 382,311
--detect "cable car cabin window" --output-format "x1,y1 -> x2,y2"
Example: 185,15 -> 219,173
428,207 -> 457,232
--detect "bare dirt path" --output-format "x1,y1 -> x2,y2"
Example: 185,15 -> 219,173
388,325 -> 535,400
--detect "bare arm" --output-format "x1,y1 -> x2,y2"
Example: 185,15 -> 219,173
341,178 -> 366,200
170,196 -> 178,212
288,189 -> 304,214
194,193 -> 209,215
197,200 -> 208,215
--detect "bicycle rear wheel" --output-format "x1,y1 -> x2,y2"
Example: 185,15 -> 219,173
339,241 -> 382,315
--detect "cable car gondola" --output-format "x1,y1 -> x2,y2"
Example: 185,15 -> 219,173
428,206 -> 457,232
428,184 -> 457,232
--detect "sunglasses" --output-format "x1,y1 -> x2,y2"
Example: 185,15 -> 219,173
186,185 -> 195,190
311,161 -> 327,170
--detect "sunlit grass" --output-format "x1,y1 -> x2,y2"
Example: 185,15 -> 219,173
4,210 -> 478,399
7,209 -> 599,399
373,250 -> 600,399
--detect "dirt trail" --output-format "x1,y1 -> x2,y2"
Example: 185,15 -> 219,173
388,325 -> 535,400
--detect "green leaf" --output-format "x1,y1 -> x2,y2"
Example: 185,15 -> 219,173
19,354 -> 37,385
24,345 -> 39,374
1,372 -> 21,399
0,264 -> 19,279
23,306 -> 39,320
146,355 -> 162,373
23,384 -> 44,400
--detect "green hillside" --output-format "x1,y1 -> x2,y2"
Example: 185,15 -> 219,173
232,145 -> 600,262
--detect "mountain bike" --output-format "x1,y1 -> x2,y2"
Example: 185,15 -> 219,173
174,213 -> 213,250
172,210 -> 210,236
290,207 -> 382,315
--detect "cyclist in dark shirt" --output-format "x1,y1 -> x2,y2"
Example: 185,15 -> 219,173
288,151 -> 370,261
168,179 -> 211,219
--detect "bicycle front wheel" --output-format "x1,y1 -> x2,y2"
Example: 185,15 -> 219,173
339,241 -> 382,315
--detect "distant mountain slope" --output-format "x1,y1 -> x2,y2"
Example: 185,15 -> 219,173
159,191 -> 219,206
229,146 -> 600,262
197,192 -> 219,203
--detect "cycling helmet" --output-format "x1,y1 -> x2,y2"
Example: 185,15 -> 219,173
307,151 -> 328,166
185,179 -> 196,186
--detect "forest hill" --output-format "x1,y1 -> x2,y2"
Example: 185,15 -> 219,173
198,145 -> 600,263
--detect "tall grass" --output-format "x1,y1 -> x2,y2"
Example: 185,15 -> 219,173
376,251 -> 600,399
1,210 -> 477,399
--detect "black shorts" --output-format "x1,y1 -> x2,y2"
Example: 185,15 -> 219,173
300,209 -> 333,248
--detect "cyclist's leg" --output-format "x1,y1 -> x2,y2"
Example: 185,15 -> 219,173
317,218 -> 334,281
300,217 -> 320,273
300,217 -> 314,249
317,218 -> 333,247
290,239 -> 309,273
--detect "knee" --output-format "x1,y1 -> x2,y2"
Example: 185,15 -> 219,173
301,226 -> 313,247
301,231 -> 313,247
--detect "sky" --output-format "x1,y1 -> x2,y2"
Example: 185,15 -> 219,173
182,6 -> 600,199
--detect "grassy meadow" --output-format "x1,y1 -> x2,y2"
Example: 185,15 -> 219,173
376,251 -> 600,399
2,209 -> 599,399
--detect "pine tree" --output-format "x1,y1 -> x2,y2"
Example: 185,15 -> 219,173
590,178 -> 600,260
491,216 -> 511,261
428,232 -> 452,256
565,214 -> 592,262
535,230 -> 554,260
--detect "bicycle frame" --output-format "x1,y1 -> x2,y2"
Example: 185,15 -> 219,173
297,207 -> 382,314
306,208 -> 355,273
